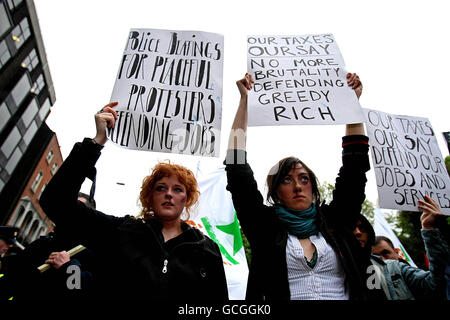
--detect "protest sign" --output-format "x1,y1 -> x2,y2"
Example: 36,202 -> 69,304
364,108 -> 450,215
247,34 -> 364,126
108,29 -> 224,157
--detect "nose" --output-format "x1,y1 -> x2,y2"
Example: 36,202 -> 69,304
165,188 -> 173,199
293,178 -> 302,192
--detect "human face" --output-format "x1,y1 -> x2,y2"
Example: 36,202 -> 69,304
0,239 -> 12,255
372,240 -> 399,260
151,175 -> 187,222
276,163 -> 313,211
353,220 -> 369,248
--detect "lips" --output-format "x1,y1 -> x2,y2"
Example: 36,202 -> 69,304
293,195 -> 305,200
162,202 -> 174,206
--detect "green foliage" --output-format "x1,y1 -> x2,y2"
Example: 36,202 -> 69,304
445,156 -> 450,175
319,181 -> 375,224
394,211 -> 427,269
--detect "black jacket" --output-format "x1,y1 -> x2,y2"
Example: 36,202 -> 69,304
0,232 -> 97,300
39,138 -> 228,300
225,135 -> 373,300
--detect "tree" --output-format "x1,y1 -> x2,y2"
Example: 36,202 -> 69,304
319,181 -> 375,223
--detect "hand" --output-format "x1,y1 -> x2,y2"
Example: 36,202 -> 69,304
236,73 -> 254,98
347,73 -> 363,99
45,251 -> 70,270
93,102 -> 119,145
418,195 -> 443,230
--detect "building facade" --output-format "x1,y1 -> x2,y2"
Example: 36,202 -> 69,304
0,0 -> 58,242
6,133 -> 62,244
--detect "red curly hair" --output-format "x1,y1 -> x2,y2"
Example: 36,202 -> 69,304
138,161 -> 200,221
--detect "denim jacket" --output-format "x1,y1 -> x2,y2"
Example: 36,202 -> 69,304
370,229 -> 449,300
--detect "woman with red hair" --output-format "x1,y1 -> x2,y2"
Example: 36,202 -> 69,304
40,104 -> 228,300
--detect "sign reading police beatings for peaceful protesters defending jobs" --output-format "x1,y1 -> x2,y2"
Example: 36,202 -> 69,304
363,108 -> 450,215
108,29 -> 224,157
247,34 -> 365,126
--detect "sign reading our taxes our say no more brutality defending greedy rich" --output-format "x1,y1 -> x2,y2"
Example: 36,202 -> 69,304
247,34 -> 364,126
108,28 -> 224,157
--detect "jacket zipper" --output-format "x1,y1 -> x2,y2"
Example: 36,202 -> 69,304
162,259 -> 168,273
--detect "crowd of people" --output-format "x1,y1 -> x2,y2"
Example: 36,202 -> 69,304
0,73 -> 449,301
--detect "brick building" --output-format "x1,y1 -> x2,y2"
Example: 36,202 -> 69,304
5,133 -> 62,244
1,0 -> 59,244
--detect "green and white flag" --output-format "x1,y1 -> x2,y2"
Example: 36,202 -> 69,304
188,167 -> 248,300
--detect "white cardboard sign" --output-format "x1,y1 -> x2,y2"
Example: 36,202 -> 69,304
108,28 -> 224,157
247,34 -> 364,126
364,108 -> 450,215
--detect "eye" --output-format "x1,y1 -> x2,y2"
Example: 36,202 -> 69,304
281,176 -> 293,184
174,187 -> 185,193
300,175 -> 310,184
155,185 -> 165,191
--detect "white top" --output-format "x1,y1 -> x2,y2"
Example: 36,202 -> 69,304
286,232 -> 349,300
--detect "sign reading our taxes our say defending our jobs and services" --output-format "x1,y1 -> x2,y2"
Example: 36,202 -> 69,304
247,34 -> 365,126
108,28 -> 224,157
363,108 -> 450,215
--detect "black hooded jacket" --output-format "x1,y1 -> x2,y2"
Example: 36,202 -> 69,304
39,138 -> 228,300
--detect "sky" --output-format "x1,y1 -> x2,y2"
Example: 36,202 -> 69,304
33,0 -> 450,217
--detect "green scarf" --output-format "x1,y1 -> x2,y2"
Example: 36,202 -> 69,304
274,203 -> 318,239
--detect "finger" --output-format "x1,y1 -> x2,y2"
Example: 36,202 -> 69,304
104,102 -> 118,109
418,201 -> 441,215
102,113 -> 116,129
103,106 -> 118,119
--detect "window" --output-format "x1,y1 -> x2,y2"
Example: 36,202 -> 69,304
5,146 -> 22,174
11,18 -> 30,49
1,126 -> 21,158
39,98 -> 51,121
51,163 -> 58,175
30,74 -> 45,95
0,102 -> 11,132
21,99 -> 38,128
0,2 -> 11,37
21,49 -> 39,72
46,150 -> 54,164
0,40 -> 12,68
22,120 -> 37,146
11,73 -> 31,107
7,0 -> 24,11
31,171 -> 43,193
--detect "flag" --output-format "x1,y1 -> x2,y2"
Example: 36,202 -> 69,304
373,208 -> 417,267
187,166 -> 249,300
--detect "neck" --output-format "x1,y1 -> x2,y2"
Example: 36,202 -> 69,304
161,219 -> 183,242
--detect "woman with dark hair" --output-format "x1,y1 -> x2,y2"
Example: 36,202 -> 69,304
225,72 -> 373,300
39,103 -> 228,300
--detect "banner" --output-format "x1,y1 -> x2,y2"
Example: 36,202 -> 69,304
373,208 -> 417,267
247,34 -> 364,126
364,108 -> 450,214
108,28 -> 224,157
187,167 -> 248,299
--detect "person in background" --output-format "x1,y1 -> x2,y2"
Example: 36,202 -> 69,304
372,235 -> 410,265
353,196 -> 449,300
0,226 -> 20,257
